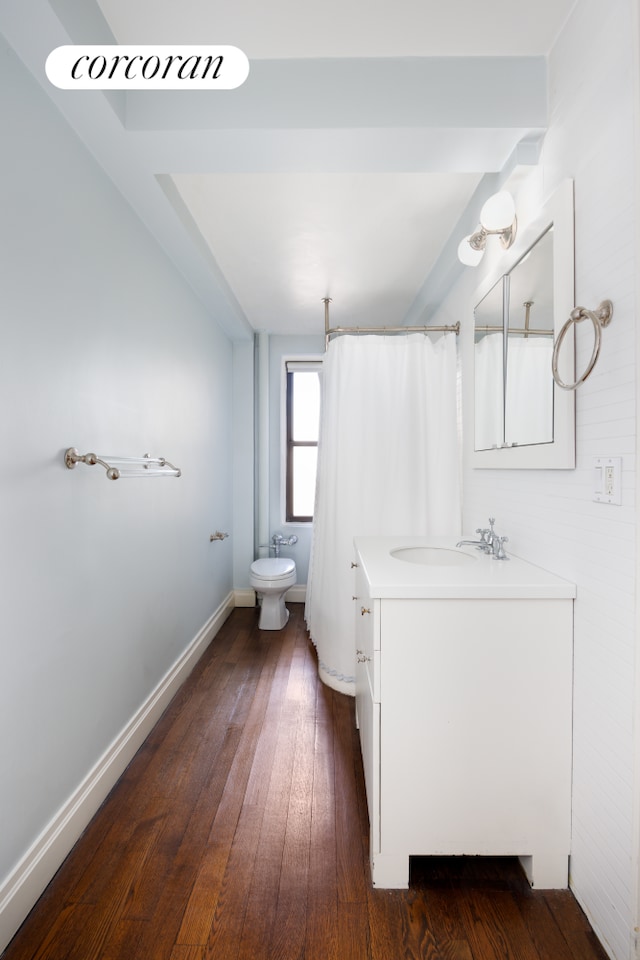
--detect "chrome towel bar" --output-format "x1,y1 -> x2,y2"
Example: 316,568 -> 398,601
64,448 -> 181,480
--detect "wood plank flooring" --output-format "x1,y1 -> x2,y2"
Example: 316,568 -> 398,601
3,604 -> 608,960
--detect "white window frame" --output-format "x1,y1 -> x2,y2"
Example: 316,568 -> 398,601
280,356 -> 323,525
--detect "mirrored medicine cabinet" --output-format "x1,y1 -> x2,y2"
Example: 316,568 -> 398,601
472,180 -> 576,469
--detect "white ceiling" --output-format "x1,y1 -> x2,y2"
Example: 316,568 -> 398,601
2,0 -> 578,338
171,171 -> 482,331
96,0 -> 575,59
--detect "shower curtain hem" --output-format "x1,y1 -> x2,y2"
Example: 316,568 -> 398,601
318,661 -> 356,696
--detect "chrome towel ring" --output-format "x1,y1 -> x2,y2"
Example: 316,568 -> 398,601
552,300 -> 613,390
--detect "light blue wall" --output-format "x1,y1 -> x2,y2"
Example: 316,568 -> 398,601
232,339 -> 255,589
267,335 -> 325,586
0,37 -> 236,892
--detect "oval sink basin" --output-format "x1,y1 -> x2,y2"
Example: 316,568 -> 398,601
390,547 -> 477,567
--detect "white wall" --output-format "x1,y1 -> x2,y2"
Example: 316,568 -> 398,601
0,36 -> 239,947
430,1 -> 637,956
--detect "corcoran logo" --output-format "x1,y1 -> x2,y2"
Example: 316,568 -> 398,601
45,45 -> 250,90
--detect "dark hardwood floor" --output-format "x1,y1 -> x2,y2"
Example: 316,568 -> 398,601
3,604 -> 608,960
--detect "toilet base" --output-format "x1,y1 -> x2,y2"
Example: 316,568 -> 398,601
256,591 -> 290,630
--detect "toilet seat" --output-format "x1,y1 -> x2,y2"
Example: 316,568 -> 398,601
250,558 -> 295,581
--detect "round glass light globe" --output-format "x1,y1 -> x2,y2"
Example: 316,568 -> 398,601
480,191 -> 515,231
457,236 -> 484,267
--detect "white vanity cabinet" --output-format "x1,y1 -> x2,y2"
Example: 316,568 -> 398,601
354,537 -> 575,890
354,564 -> 379,845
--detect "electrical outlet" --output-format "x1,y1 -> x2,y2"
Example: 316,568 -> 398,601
593,457 -> 622,505
604,465 -> 615,496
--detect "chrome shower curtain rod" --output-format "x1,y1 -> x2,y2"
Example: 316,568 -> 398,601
322,298 -> 459,348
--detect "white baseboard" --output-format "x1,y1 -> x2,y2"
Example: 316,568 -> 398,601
286,584 -> 307,604
0,592 -> 235,954
234,587 -> 256,607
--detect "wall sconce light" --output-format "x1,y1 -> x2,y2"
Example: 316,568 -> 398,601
457,191 -> 517,266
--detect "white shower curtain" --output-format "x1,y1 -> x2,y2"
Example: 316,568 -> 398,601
474,333 -> 504,451
505,337 -> 554,446
305,332 -> 461,695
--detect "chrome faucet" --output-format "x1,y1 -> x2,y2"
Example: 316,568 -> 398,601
484,517 -> 497,551
455,536 -> 490,552
456,522 -> 493,552
457,517 -> 509,559
267,533 -> 298,557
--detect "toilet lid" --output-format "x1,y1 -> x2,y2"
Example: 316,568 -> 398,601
251,558 -> 296,580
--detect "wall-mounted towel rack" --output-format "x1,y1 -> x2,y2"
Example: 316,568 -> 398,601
64,448 -> 181,480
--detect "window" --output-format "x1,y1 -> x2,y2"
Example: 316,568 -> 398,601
285,360 -> 321,522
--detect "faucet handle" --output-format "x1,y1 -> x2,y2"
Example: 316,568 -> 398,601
493,536 -> 509,560
484,518 -> 497,546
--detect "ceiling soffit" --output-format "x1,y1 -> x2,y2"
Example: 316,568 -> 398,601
1,1 -> 552,337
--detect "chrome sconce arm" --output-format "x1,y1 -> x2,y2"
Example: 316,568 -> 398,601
467,219 -> 517,253
458,191 -> 517,267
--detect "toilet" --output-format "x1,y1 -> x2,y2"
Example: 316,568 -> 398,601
250,557 -> 297,630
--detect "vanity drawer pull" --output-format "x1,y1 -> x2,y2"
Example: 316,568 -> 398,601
361,606 -> 371,616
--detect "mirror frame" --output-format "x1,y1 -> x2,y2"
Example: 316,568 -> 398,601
471,179 -> 575,469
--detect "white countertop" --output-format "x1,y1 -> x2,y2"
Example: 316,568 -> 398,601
354,536 -> 576,600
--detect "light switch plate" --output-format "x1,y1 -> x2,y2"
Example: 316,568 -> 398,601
593,457 -> 622,505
